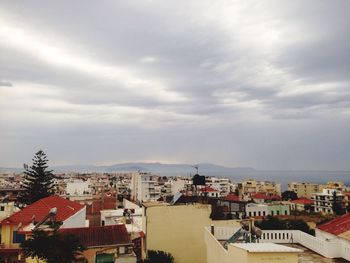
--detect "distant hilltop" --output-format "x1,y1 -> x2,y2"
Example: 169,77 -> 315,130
0,162 -> 256,175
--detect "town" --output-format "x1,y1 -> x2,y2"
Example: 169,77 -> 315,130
0,151 -> 349,263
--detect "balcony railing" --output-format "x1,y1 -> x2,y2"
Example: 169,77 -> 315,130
207,226 -> 350,261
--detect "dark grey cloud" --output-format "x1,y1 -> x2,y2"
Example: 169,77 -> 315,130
0,80 -> 12,87
0,0 -> 349,169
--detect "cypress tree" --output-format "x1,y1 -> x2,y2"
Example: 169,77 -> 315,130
19,150 -> 55,205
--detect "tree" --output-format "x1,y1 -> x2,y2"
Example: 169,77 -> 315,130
332,190 -> 345,216
281,190 -> 298,201
21,229 -> 86,263
142,250 -> 174,263
18,150 -> 55,205
256,216 -> 314,235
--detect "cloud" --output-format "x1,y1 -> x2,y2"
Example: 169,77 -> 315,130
0,0 -> 349,169
0,80 -> 12,87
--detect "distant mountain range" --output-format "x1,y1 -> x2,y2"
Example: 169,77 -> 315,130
0,162 -> 256,175
1,162 -> 350,190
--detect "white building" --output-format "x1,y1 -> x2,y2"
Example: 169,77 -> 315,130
206,177 -> 232,197
313,188 -> 345,214
169,178 -> 187,195
246,203 -> 290,218
131,172 -> 160,202
100,199 -> 143,233
66,179 -> 91,195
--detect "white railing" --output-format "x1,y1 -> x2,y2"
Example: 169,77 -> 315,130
212,226 -> 240,240
210,226 -> 350,260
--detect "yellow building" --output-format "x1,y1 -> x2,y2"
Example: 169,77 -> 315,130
143,202 -> 240,263
288,182 -> 320,199
239,180 -> 281,197
319,181 -> 345,191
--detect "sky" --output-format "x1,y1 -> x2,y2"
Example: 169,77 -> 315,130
0,1 -> 349,170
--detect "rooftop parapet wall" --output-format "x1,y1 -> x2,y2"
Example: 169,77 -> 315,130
209,226 -> 350,261
204,227 -> 300,263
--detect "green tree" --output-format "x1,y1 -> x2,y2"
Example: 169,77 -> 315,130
332,190 -> 345,216
21,229 -> 86,263
281,190 -> 298,201
142,250 -> 174,263
256,216 -> 314,235
19,150 -> 55,205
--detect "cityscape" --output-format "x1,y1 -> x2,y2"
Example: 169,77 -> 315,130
1,153 -> 350,263
1,1 -> 350,263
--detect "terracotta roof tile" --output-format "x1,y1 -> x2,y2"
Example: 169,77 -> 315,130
251,193 -> 281,200
197,186 -> 218,192
59,225 -> 130,247
0,195 -> 84,226
318,213 -> 350,236
291,198 -> 314,205
224,193 -> 240,202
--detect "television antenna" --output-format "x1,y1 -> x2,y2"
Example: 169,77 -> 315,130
191,165 -> 199,174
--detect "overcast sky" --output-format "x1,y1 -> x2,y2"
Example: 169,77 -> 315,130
1,1 -> 349,170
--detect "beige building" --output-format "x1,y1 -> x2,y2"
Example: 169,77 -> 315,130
143,203 -> 240,263
288,182 -> 320,199
238,180 -> 281,197
319,181 -> 345,192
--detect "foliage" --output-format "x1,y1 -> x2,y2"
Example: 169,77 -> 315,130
21,229 -> 86,263
141,250 -> 174,263
281,190 -> 298,201
210,210 -> 225,220
18,150 -> 55,205
256,216 -> 314,235
332,191 -> 345,216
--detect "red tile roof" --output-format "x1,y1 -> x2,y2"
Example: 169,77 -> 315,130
291,198 -> 314,205
0,195 -> 84,226
197,186 -> 219,192
251,193 -> 281,200
59,225 -> 130,247
318,213 -> 350,236
224,193 -> 240,202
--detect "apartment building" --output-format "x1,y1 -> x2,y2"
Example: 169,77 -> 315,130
238,180 -> 281,197
319,181 -> 346,192
131,172 -> 160,202
288,182 -> 320,199
246,203 -> 290,218
313,188 -> 346,214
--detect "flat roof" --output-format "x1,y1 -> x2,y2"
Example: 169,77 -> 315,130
142,202 -> 169,208
232,243 -> 303,253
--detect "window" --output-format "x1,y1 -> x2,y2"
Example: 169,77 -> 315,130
12,231 -> 25,243
271,211 -> 274,216
0,206 -> 4,212
277,210 -> 280,215
118,246 -> 125,254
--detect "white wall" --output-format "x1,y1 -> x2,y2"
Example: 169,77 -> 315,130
66,180 -> 91,195
211,226 -> 350,260
61,206 -> 87,228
